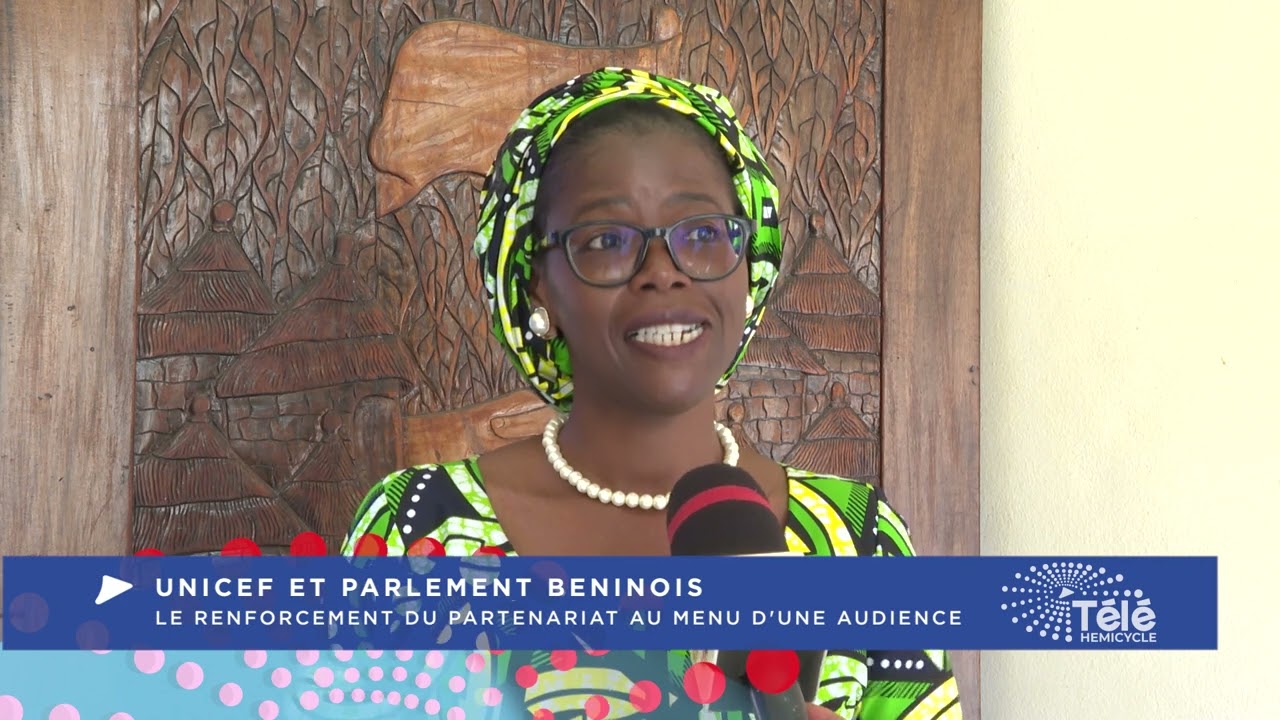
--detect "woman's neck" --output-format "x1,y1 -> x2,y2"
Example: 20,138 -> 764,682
552,396 -> 726,496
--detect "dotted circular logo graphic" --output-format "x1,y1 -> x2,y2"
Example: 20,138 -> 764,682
1000,562 -> 1146,643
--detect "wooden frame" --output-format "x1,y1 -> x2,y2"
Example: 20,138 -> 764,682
0,0 -> 139,624
882,1 -> 983,713
1,0 -> 980,714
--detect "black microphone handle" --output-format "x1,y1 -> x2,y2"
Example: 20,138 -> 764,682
748,684 -> 809,720
714,649 -> 826,701
712,650 -> 825,720
796,648 -> 826,701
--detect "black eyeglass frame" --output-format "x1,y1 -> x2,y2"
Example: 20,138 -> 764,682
538,213 -> 755,288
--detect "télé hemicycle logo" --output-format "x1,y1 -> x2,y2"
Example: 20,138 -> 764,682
1001,562 -> 1156,644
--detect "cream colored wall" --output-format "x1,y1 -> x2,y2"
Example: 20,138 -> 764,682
981,1 -> 1278,717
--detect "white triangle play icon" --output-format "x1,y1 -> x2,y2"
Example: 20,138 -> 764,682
1058,587 -> 1075,600
95,575 -> 134,605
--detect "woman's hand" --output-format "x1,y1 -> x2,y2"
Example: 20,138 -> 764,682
806,703 -> 845,720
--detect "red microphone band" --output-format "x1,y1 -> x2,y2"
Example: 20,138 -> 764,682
666,485 -> 775,543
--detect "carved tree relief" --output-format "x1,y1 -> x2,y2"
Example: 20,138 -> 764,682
134,0 -> 883,553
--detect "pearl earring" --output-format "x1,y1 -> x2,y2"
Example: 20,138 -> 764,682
745,296 -> 753,315
529,307 -> 552,338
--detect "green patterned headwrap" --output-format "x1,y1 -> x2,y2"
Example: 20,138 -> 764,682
474,67 -> 783,412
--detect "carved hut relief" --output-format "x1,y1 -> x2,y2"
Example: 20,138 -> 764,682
134,0 -> 884,553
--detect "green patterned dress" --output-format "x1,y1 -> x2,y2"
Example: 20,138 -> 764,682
342,461 -> 961,720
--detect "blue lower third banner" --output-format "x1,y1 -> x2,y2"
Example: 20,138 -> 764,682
2,556 -> 1216,651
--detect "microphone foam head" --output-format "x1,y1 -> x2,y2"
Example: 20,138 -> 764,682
666,464 -> 787,556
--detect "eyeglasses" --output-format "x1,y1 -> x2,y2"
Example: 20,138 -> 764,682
541,213 -> 753,287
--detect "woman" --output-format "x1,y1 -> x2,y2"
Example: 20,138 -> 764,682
344,68 -> 961,720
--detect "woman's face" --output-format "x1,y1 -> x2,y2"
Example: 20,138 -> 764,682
532,125 -> 749,415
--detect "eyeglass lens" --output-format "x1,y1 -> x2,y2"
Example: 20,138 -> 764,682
564,215 -> 748,284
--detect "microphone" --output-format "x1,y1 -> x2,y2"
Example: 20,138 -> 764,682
666,464 -> 826,719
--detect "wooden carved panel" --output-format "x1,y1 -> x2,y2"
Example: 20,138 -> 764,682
133,0 -> 883,555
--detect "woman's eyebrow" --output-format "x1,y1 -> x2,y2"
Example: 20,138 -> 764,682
571,196 -> 631,217
663,191 -> 725,208
569,191 -> 728,221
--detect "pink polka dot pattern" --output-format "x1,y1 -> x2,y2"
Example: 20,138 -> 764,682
514,665 -> 538,689
465,653 -> 485,673
368,666 -> 384,681
424,699 -> 441,715
0,694 -> 21,720
176,661 -> 204,690
366,649 -> 383,659
395,650 -> 414,662
334,649 -> 353,662
371,690 -> 384,704
392,666 -> 408,682
75,621 -> 109,651
449,676 -> 466,693
313,667 -> 334,688
271,668 -> 291,689
47,704 -> 79,720
108,714 -> 133,720
584,695 -> 609,720
327,689 -> 344,704
415,672 -> 432,689
483,688 -> 502,707
426,651 -> 444,668
351,689 -> 365,703
343,667 -> 359,683
447,707 -> 465,720
404,695 -> 420,710
629,680 -> 662,713
549,650 -> 577,672
258,700 -> 278,720
219,683 -> 243,706
8,593 -> 49,634
388,692 -> 402,706
243,650 -> 267,669
299,691 -> 319,711
133,650 -> 165,675
296,650 -> 320,666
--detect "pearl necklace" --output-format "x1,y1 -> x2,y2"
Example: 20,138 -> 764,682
541,415 -> 740,510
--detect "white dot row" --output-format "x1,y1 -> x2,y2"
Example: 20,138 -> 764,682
874,658 -> 927,670
401,478 -> 431,536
